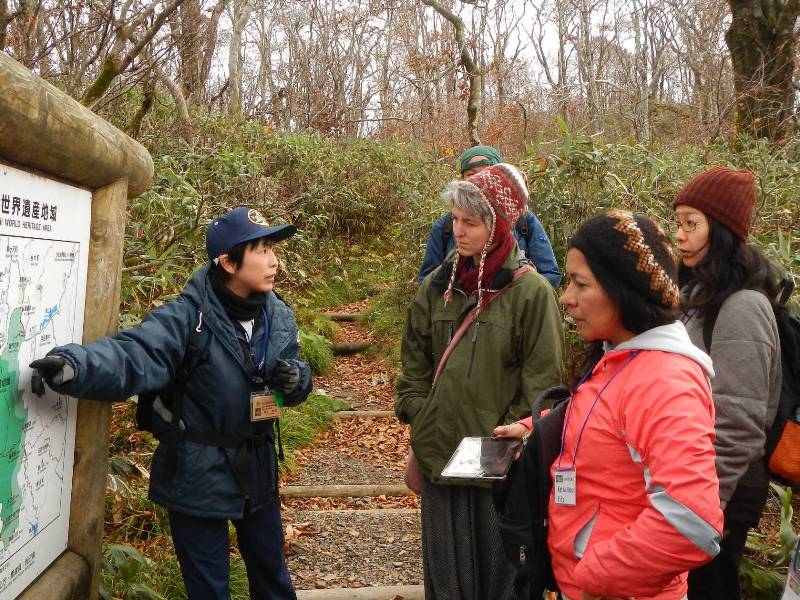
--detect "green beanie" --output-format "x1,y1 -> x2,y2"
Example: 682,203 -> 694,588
459,145 -> 502,174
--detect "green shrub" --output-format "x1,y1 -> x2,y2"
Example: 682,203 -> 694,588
100,544 -> 164,600
122,114 -> 445,319
300,331 -> 334,375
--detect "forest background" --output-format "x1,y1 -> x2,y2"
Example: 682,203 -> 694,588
2,0 -> 800,597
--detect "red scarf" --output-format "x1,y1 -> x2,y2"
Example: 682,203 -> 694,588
456,231 -> 515,297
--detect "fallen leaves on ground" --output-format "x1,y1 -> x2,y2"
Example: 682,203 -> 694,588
283,521 -> 321,555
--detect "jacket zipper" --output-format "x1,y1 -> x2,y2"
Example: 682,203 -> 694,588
448,287 -> 481,378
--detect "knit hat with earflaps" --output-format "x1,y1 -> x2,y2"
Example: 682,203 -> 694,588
570,209 -> 680,310
672,167 -> 757,242
444,163 -> 530,313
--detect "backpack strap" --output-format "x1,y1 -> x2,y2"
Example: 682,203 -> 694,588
778,273 -> 795,307
171,310 -> 210,429
162,308 -> 211,479
441,213 -> 454,250
702,309 -> 719,352
433,265 -> 534,385
515,214 -> 529,239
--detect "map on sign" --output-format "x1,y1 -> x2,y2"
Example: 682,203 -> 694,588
0,163 -> 90,598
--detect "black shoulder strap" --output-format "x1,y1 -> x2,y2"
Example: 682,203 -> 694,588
171,310 -> 210,428
515,215 -> 529,239
702,309 -> 719,352
163,309 -> 209,479
441,213 -> 454,249
183,311 -> 211,375
778,274 -> 795,307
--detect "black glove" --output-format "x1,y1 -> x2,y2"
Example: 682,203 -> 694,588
272,359 -> 300,395
29,355 -> 74,395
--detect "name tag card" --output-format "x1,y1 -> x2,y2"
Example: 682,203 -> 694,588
251,391 -> 280,421
554,469 -> 577,506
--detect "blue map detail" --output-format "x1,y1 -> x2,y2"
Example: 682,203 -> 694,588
37,305 -> 59,333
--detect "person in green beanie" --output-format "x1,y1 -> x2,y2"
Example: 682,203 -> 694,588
458,144 -> 502,176
417,145 -> 561,287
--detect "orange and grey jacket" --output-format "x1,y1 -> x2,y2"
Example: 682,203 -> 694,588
547,321 -> 723,599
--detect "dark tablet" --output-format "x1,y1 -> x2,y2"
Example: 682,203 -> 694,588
440,437 -> 522,481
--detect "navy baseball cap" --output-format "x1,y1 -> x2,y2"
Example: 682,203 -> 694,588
206,207 -> 296,261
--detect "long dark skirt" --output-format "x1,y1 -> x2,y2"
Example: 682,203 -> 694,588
421,478 -> 516,600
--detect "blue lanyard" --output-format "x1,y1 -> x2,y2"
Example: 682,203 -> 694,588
556,351 -> 639,471
252,307 -> 269,374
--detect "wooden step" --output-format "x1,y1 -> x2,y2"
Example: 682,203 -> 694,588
334,410 -> 395,419
332,341 -> 373,355
296,585 -> 424,599
320,312 -> 360,322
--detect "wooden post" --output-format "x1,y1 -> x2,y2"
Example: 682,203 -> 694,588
68,179 -> 129,596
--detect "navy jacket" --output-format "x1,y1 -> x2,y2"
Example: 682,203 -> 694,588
417,211 -> 561,287
49,264 -> 312,519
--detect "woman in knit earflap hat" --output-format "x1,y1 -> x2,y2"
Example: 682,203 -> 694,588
396,163 -> 565,600
443,162 -> 531,312
671,168 -> 784,600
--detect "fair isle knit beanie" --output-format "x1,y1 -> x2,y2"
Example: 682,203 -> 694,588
672,167 -> 757,242
570,209 -> 680,309
443,163 -> 530,312
469,163 -> 530,233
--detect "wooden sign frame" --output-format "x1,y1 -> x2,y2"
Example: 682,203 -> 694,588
0,53 -> 153,599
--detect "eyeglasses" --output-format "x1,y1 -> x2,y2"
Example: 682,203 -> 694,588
672,218 -> 704,233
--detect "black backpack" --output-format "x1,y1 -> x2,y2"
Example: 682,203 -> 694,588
492,387 -> 570,599
442,212 -> 530,251
703,278 -> 800,488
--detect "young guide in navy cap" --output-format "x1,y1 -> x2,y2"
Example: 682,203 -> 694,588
30,206 -> 312,599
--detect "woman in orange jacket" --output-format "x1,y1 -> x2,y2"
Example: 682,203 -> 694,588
496,210 -> 723,599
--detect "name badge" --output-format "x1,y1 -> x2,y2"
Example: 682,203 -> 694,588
251,390 -> 280,421
554,469 -> 577,506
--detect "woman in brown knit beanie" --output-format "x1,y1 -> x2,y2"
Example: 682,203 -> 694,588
672,167 -> 783,600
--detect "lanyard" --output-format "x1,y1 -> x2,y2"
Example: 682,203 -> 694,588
252,307 -> 269,376
556,351 -> 639,471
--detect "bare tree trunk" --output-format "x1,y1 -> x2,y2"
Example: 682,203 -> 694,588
575,0 -> 602,133
0,0 -> 22,50
633,0 -> 650,142
157,67 -> 193,138
177,0 -> 203,100
81,0 -> 187,107
726,0 -> 800,140
126,78 -> 156,138
421,0 -> 482,145
198,0 -> 227,103
228,0 -> 255,116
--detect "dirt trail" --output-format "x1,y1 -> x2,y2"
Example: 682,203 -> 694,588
281,301 -> 422,592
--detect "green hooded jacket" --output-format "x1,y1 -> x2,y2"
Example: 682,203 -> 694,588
395,248 -> 565,483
